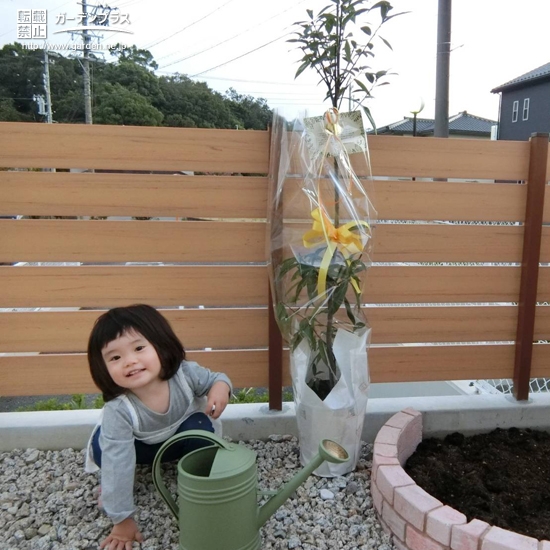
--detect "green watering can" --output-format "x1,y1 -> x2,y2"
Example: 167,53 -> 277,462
152,429 -> 349,550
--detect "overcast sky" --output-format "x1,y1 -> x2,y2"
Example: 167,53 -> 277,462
1,0 -> 549,127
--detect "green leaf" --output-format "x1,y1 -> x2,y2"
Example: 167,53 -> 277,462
344,40 -> 351,61
344,297 -> 356,325
328,282 -> 347,316
354,78 -> 370,94
362,105 -> 377,133
295,60 -> 310,79
380,36 -> 393,50
361,26 -> 372,36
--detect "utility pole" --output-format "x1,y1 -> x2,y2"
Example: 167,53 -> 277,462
43,50 -> 53,123
80,0 -> 93,124
434,0 -> 451,138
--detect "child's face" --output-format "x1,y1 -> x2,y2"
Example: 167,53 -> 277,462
101,329 -> 162,392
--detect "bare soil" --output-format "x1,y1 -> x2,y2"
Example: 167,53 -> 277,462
404,427 -> 550,541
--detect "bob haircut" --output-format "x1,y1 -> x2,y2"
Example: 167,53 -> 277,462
88,304 -> 185,402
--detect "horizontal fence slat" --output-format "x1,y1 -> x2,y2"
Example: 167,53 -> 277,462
370,343 -> 515,382
531,344 -> 550,377
0,265 -> 267,308
0,123 -> 269,173
0,344 -> 514,396
3,303 -> 536,355
363,136 -> 530,180
368,305 -> 518,344
0,306 -> 522,354
0,220 -> 266,263
0,265 -> 520,308
2,217 -> 537,265
283,180 -> 527,222
0,309 -> 268,353
366,265 -> 520,303
536,267 -> 550,303
281,224 -> 524,263
0,350 -> 280,396
534,306 -> 550,340
372,224 -> 524,263
374,180 -> 526,222
0,172 -> 268,219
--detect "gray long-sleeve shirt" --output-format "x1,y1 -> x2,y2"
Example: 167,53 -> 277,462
93,360 -> 231,524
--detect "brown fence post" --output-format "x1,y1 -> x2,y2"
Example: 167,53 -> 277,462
513,132 -> 549,400
268,284 -> 283,410
267,119 -> 284,410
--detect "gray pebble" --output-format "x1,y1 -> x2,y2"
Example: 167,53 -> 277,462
0,442 -> 395,549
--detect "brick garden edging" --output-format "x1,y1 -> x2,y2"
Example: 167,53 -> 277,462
370,408 -> 550,550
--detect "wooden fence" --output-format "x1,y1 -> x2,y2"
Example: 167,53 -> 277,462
0,122 -> 549,407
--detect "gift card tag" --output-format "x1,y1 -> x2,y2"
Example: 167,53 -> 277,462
303,110 -> 367,160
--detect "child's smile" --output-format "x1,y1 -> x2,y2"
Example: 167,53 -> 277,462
101,329 -> 163,392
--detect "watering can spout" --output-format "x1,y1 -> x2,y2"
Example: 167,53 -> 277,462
257,439 -> 349,529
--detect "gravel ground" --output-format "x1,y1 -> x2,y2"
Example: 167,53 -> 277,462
0,435 -> 395,550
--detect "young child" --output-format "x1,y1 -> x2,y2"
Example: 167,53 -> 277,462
84,304 -> 232,549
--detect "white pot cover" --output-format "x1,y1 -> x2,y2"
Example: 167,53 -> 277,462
291,327 -> 370,477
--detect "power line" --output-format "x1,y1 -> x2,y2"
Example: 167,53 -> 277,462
157,72 -> 313,87
157,0 -> 307,68
190,32 -> 288,78
144,0 -> 236,50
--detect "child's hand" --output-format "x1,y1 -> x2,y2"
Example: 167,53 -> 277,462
205,381 -> 231,419
100,517 -> 143,550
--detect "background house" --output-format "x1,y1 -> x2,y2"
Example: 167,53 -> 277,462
492,62 -> 550,140
374,111 -> 497,139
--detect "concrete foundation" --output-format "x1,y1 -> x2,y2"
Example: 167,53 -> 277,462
2,393 -> 550,451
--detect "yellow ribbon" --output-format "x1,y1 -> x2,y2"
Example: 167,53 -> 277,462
303,207 -> 370,296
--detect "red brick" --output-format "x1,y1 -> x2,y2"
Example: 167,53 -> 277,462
392,537 -> 409,550
386,411 -> 419,430
372,453 -> 400,481
376,465 -> 415,505
451,519 -> 490,550
370,479 -> 383,514
375,425 -> 401,447
378,516 -> 392,537
373,441 -> 398,458
397,413 -> 422,463
402,408 -> 422,419
480,526 -> 538,550
426,505 -> 466,546
381,499 -> 407,542
406,525 -> 447,550
394,485 -> 442,531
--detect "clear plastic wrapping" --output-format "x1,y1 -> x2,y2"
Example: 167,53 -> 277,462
267,108 -> 376,475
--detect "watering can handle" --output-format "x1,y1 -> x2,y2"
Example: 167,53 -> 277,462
152,429 -> 233,519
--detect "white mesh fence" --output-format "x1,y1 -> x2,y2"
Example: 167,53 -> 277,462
473,378 -> 550,395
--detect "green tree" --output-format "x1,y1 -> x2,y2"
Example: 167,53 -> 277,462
110,44 -> 158,70
225,88 -> 273,130
274,0 -> 402,398
93,83 -> 164,126
0,43 -> 44,121
289,0 -> 402,126
157,75 -> 239,129
0,42 -> 277,129
47,52 -> 84,123
100,60 -> 163,104
0,99 -> 28,121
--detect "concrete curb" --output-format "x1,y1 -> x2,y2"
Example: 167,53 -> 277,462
2,393 -> 550,451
